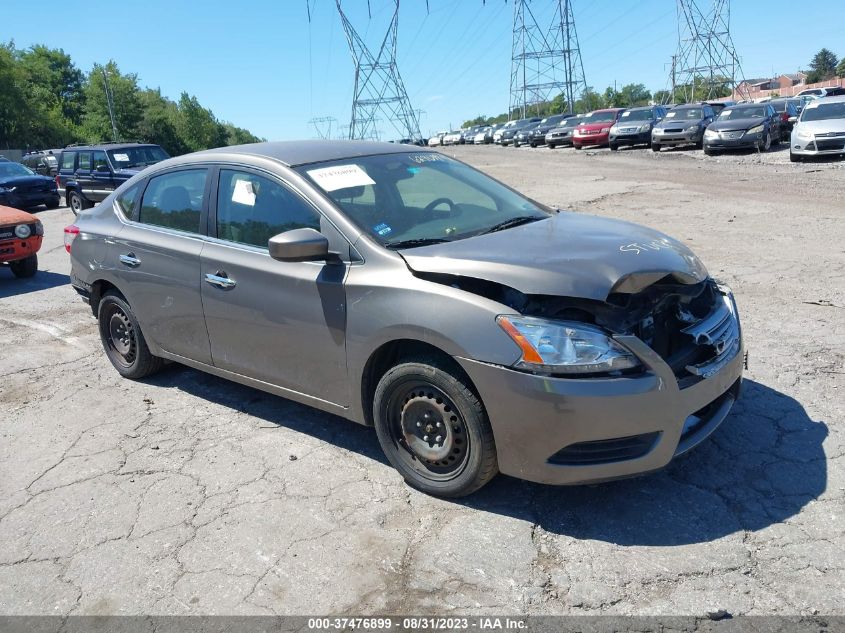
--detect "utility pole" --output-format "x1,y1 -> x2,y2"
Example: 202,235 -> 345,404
308,116 -> 338,139
510,0 -> 587,119
333,0 -> 422,142
101,66 -> 119,142
671,0 -> 748,102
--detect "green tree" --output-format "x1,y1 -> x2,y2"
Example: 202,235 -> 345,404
620,83 -> 651,107
135,88 -> 188,156
602,86 -> 624,108
176,92 -> 227,152
18,45 -> 85,125
836,57 -> 845,79
575,87 -> 602,113
806,48 -> 838,83
0,42 -> 32,148
653,89 -> 672,105
81,61 -> 142,142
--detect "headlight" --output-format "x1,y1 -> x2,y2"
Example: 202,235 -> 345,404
638,123 -> 652,132
685,124 -> 700,132
15,224 -> 31,239
794,128 -> 812,140
652,127 -> 663,134
601,127 -> 611,133
497,316 -> 640,375
747,124 -> 764,134
35,221 -> 44,236
704,129 -> 719,139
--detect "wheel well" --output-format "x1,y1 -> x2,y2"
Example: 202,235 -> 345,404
360,339 -> 478,427
89,279 -> 122,316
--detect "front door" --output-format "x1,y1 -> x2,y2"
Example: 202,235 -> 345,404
90,150 -> 116,202
200,167 -> 349,406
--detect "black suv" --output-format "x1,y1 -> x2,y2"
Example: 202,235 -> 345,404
57,143 -> 169,215
21,150 -> 61,177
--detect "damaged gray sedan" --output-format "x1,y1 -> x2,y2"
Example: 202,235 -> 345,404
66,141 -> 742,497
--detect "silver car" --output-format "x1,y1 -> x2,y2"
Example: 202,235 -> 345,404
66,141 -> 743,497
789,96 -> 845,162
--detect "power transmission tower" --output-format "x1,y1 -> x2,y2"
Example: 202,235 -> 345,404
672,0 -> 748,102
308,116 -> 338,139
510,0 -> 587,119
334,0 -> 422,142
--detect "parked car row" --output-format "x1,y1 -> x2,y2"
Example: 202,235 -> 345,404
462,96 -> 844,162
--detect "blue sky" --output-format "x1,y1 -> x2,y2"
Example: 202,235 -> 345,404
6,0 -> 844,140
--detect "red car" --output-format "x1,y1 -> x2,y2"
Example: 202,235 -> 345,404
572,108 -> 626,149
0,205 -> 43,278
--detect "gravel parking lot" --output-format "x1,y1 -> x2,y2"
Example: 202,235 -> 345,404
1,144 -> 843,617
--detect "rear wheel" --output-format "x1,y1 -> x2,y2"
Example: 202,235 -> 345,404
97,291 -> 164,379
9,255 -> 37,278
373,357 -> 498,497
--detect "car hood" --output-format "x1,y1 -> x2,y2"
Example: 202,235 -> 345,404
708,117 -> 766,132
0,174 -> 54,188
400,212 -> 709,301
0,204 -> 39,225
655,117 -> 703,129
795,119 -> 845,134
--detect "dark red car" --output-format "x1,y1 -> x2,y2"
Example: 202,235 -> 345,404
0,205 -> 43,278
572,108 -> 626,149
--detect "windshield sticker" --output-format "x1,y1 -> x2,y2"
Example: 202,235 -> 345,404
113,153 -> 130,161
621,111 -> 631,117
232,178 -> 256,206
665,111 -> 676,118
373,222 -> 392,236
307,164 -> 375,192
408,153 -> 446,164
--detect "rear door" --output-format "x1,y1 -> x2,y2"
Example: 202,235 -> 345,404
112,167 -> 212,364
200,166 -> 349,405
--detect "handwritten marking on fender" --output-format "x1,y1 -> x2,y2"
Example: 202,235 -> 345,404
619,239 -> 679,255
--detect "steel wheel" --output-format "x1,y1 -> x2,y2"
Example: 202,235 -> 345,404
68,191 -> 83,215
104,304 -> 137,368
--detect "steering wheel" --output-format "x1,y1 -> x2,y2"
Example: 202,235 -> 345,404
423,197 -> 458,216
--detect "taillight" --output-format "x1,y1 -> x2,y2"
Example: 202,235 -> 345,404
55,175 -> 60,188
781,113 -> 789,122
64,225 -> 80,254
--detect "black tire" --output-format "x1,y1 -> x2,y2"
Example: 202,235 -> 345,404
759,132 -> 772,152
651,143 -> 661,152
45,199 -> 60,210
97,291 -> 164,379
609,143 -> 618,151
575,144 -> 583,150
373,356 -> 498,497
704,148 -> 718,156
9,254 -> 37,278
548,143 -> 556,149
68,190 -> 86,215
790,151 -> 802,163
695,138 -> 704,150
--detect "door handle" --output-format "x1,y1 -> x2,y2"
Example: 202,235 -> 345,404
119,253 -> 141,267
204,272 -> 236,289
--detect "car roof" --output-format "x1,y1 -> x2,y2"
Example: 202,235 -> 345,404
198,140 -> 433,167
62,143 -> 159,151
804,95 -> 845,107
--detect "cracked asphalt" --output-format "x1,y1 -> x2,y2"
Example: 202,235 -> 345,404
0,144 -> 843,617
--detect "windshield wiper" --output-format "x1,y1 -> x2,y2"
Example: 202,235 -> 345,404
479,216 -> 542,235
386,237 -> 451,250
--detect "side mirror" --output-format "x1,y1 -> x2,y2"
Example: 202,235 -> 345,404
788,116 -> 798,123
268,228 -> 330,262
95,164 -> 111,173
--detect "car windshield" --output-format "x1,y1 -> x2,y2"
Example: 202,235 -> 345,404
298,152 -> 549,248
619,109 -> 654,121
719,107 -> 767,120
801,102 -> 845,122
107,146 -> 170,169
667,108 -> 703,120
0,163 -> 35,178
581,111 -> 618,124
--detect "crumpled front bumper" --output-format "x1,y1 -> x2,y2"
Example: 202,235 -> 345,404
0,235 -> 43,263
456,323 -> 743,486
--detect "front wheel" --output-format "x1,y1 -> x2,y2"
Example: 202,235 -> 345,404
651,143 -> 661,152
790,151 -> 802,163
373,357 -> 498,497
98,291 -> 164,379
609,143 -> 618,151
759,132 -> 772,152
68,190 -> 85,215
45,199 -> 60,210
9,255 -> 37,278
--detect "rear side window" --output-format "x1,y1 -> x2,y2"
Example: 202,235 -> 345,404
216,169 -> 322,248
61,152 -> 76,170
139,169 -> 207,233
78,152 -> 92,170
116,182 -> 144,219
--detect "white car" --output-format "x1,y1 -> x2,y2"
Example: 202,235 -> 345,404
442,131 -> 463,146
789,96 -> 845,162
427,132 -> 447,147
